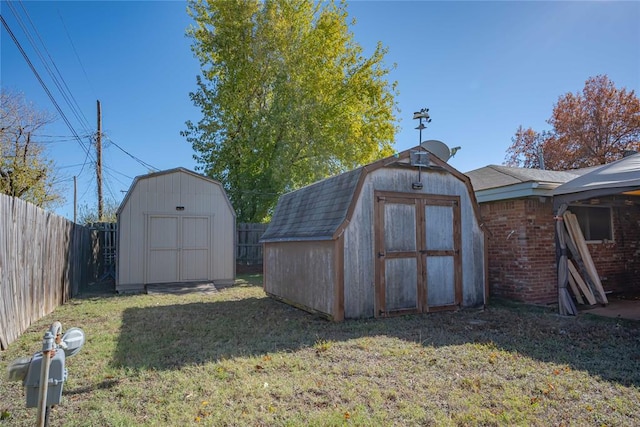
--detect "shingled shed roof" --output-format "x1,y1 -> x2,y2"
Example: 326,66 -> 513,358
262,145 -> 483,243
261,167 -> 363,242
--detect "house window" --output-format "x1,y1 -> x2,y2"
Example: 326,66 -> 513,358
569,206 -> 613,241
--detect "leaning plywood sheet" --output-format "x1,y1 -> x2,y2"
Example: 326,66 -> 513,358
563,211 -> 608,304
568,260 -> 596,305
567,274 -> 585,305
563,221 -> 600,300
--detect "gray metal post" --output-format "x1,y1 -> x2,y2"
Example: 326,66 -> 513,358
36,331 -> 55,427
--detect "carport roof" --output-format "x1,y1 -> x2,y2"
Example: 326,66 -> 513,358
553,153 -> 640,208
464,165 -> 595,203
465,165 -> 588,192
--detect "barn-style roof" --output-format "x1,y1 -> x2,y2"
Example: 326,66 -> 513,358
261,168 -> 363,242
262,146 -> 481,243
117,167 -> 232,216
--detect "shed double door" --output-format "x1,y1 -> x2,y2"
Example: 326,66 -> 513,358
146,215 -> 211,284
375,191 -> 462,317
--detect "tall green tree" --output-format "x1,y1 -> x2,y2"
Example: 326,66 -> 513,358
506,75 -> 640,170
183,0 -> 398,222
0,89 -> 62,208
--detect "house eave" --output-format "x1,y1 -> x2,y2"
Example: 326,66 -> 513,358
474,181 -> 560,203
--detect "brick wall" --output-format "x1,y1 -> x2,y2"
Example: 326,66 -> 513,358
587,206 -> 640,295
481,197 -> 640,304
480,197 -> 557,304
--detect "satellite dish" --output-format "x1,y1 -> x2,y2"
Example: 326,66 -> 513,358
421,140 -> 451,162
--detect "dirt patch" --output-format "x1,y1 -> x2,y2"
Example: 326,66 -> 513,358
236,264 -> 263,274
146,282 -> 217,295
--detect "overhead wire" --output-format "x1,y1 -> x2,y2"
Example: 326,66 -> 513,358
12,0 -> 93,134
0,13 -> 94,175
4,2 -> 159,207
57,8 -> 96,100
103,164 -> 134,180
103,169 -> 131,189
104,136 -> 160,172
102,174 -> 117,201
77,178 -> 95,204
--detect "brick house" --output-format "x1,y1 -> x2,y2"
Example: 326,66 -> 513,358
466,159 -> 640,306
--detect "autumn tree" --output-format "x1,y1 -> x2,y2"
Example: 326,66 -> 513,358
506,75 -> 640,170
183,0 -> 397,222
77,199 -> 119,224
0,89 -> 62,208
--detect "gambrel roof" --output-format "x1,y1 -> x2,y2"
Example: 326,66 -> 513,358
261,168 -> 363,242
117,167 -> 233,216
261,146 -> 481,243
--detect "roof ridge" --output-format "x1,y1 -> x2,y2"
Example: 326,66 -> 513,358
486,165 -> 526,182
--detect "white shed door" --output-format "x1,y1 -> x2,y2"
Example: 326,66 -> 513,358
181,216 -> 210,281
147,215 -> 210,283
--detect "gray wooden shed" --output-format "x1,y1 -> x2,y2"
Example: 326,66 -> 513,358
116,168 -> 235,293
261,145 -> 487,321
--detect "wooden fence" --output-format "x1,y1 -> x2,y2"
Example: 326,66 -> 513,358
87,222 -> 117,282
0,213 -> 267,349
0,194 -> 98,350
237,223 -> 268,265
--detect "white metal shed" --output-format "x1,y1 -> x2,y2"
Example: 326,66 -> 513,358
116,168 -> 235,293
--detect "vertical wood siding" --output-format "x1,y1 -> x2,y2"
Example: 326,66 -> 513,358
343,167 -> 485,318
264,240 -> 335,317
265,162 -> 485,321
342,187 -> 376,318
0,194 -> 97,350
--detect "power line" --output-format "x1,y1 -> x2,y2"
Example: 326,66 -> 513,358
104,136 -> 160,172
102,173 -> 117,201
0,14 -> 94,175
57,8 -> 96,99
57,163 -> 88,170
103,168 -> 131,189
103,164 -> 134,180
11,0 -> 93,134
77,178 -> 94,204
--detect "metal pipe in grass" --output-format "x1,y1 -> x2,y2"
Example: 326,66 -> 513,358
36,322 -> 62,427
36,331 -> 54,426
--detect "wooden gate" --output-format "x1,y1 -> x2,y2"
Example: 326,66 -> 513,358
374,191 -> 462,317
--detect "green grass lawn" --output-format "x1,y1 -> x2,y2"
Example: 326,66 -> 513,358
1,275 -> 639,426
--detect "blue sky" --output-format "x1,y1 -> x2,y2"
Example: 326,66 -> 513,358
2,0 -> 639,220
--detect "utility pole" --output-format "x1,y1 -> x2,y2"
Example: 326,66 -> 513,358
73,176 -> 77,224
96,100 -> 103,221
